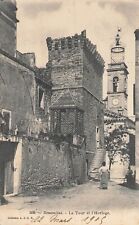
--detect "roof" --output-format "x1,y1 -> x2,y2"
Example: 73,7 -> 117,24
50,91 -> 83,111
104,109 -> 135,128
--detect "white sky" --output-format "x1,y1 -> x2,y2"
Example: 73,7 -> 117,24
16,0 -> 139,116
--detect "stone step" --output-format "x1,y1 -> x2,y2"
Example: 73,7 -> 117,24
89,148 -> 106,179
91,149 -> 105,169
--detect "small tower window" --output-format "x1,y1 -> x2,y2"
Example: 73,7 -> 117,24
0,109 -> 11,134
113,77 -> 119,92
96,126 -> 100,148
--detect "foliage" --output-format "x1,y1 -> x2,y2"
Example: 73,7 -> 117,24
104,124 -> 130,170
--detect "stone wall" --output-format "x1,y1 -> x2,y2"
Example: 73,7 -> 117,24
0,53 -> 36,134
35,79 -> 51,132
83,90 -> 104,154
21,138 -> 86,194
71,144 -> 87,184
83,49 -> 103,99
0,17 -> 16,56
0,1 -> 17,56
50,44 -> 83,91
82,49 -> 104,158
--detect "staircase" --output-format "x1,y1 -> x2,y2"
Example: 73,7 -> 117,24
89,148 -> 106,180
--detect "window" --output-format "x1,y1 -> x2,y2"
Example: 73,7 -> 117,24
51,108 -> 83,135
118,108 -> 124,115
96,126 -> 100,148
113,76 -> 119,92
1,109 -> 11,134
38,87 -> 45,110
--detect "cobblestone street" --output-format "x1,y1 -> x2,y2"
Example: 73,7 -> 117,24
0,180 -> 139,225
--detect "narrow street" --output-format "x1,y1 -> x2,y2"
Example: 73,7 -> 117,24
0,180 -> 139,225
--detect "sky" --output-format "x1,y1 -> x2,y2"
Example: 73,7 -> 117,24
16,0 -> 139,116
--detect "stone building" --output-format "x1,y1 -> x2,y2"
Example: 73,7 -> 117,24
0,0 -> 52,195
0,0 -> 105,195
46,31 -> 105,176
104,30 -> 135,182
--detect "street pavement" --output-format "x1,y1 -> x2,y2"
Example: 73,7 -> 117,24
0,180 -> 139,225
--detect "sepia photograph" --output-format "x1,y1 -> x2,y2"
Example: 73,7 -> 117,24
0,0 -> 138,224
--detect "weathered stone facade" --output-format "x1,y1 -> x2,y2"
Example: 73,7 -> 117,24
0,51 -> 36,134
21,138 -> 86,194
0,1 -> 104,195
0,0 -> 18,56
47,31 -> 105,172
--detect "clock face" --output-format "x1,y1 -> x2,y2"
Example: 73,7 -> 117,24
112,98 -> 119,106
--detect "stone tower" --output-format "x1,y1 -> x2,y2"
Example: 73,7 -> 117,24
107,29 -> 128,116
46,31 -> 105,171
0,0 -> 18,56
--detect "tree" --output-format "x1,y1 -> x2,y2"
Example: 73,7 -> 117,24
104,124 -> 130,170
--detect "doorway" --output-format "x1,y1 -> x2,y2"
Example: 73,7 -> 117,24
0,142 -> 17,195
0,162 -> 5,195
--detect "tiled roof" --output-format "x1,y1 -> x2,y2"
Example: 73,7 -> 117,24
104,109 -> 135,128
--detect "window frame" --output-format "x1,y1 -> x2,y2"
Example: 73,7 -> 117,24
1,109 -> 12,131
113,76 -> 119,93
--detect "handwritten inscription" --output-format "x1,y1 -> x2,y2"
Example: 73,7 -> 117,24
31,216 -> 44,223
50,215 -> 72,223
7,210 -> 110,224
82,215 -> 107,225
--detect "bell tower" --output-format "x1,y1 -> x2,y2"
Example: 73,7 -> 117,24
107,29 -> 128,116
0,0 -> 18,56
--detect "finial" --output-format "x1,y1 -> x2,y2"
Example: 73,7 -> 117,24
115,27 -> 121,46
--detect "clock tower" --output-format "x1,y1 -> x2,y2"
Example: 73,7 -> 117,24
107,29 -> 128,116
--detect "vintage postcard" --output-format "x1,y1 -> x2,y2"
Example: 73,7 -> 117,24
0,0 -> 138,225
